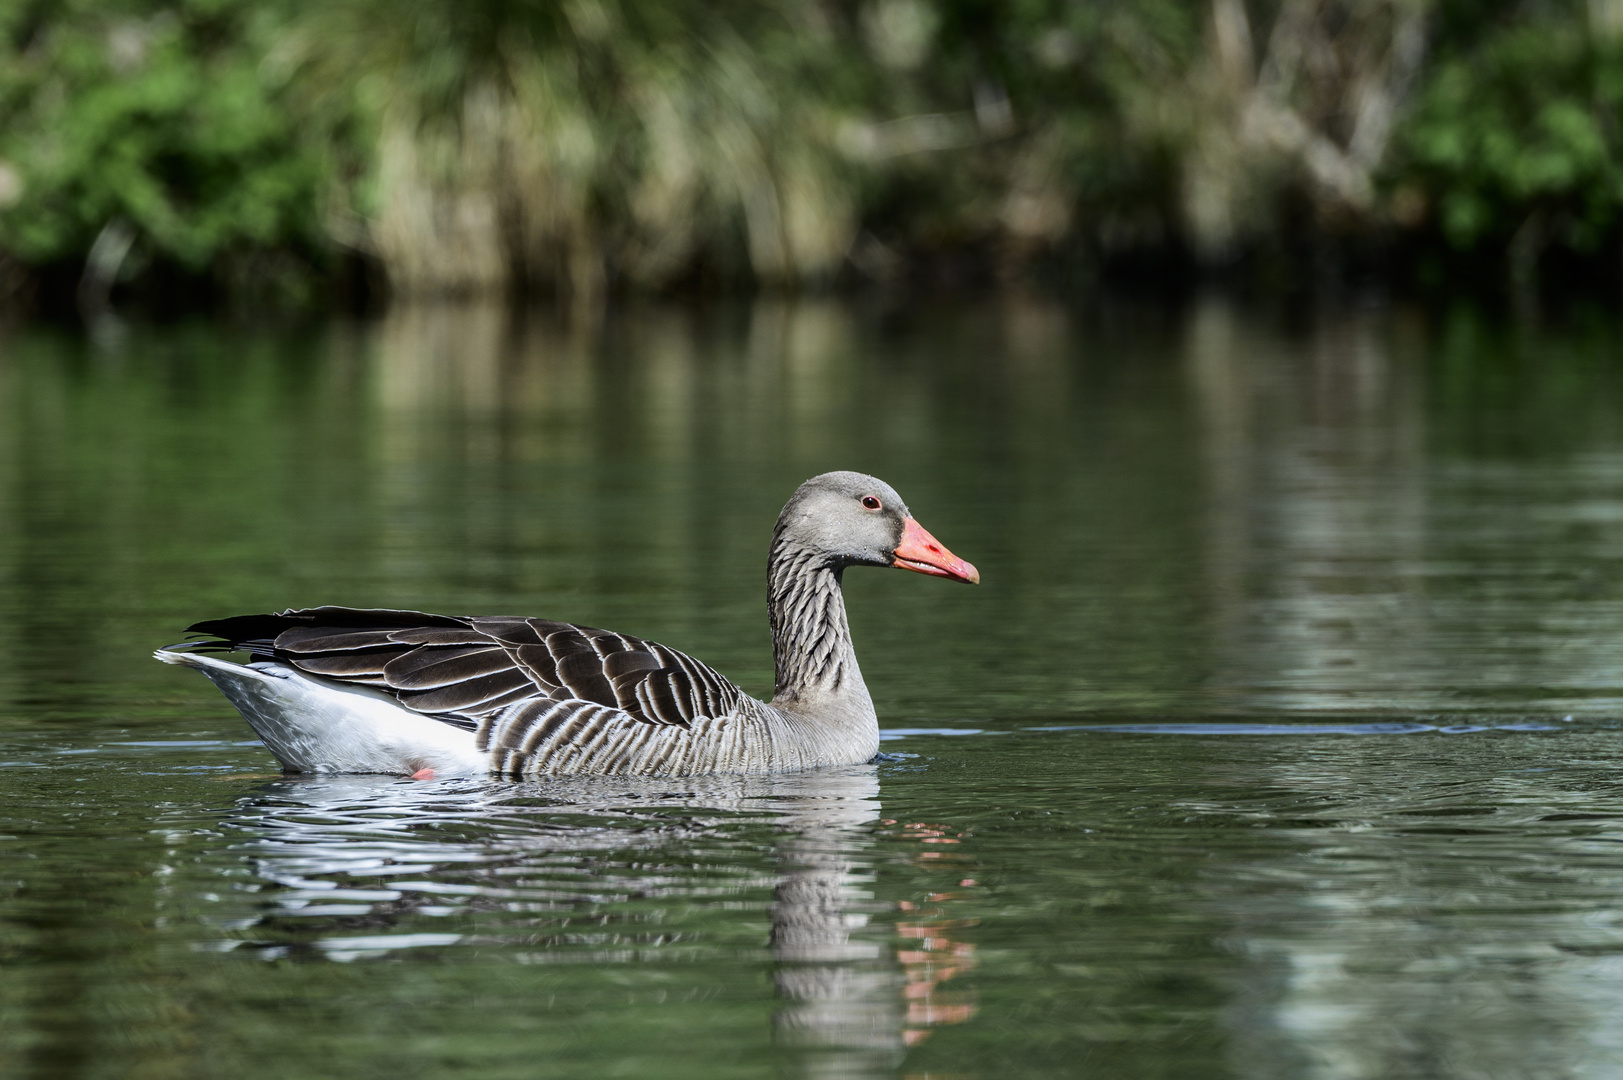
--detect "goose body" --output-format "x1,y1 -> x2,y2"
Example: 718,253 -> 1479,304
157,472 -> 978,778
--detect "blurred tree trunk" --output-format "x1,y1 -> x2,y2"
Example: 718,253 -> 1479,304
1593,0 -> 1623,40
1183,0 -> 1429,261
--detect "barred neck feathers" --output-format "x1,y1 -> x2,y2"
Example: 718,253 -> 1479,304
767,537 -> 857,703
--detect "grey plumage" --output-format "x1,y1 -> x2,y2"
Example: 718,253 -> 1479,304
165,471 -> 977,777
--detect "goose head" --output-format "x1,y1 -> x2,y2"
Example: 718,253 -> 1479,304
773,471 -> 980,585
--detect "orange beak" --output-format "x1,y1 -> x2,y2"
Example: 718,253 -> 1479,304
892,517 -> 980,585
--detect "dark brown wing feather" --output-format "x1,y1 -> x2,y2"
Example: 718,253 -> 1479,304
185,607 -> 748,732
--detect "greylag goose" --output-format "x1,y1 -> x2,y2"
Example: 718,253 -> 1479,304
156,472 -> 978,778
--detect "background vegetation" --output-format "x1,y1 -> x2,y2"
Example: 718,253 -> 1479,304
2,0 -> 1622,308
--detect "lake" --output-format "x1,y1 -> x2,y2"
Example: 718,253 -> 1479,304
4,296 -> 1623,1079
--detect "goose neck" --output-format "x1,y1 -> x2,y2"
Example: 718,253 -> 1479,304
768,542 -> 861,705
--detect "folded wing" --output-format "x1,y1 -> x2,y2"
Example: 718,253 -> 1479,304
185,606 -> 749,734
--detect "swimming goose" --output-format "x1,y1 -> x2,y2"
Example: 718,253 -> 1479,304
156,471 -> 979,777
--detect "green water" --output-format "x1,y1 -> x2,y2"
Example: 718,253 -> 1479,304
5,298 -> 1623,1079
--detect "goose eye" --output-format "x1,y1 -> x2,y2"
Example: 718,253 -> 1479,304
861,496 -> 882,510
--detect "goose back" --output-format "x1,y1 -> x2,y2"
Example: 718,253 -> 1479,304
188,607 -> 755,774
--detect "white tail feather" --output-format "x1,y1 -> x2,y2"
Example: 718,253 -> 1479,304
155,649 -> 485,776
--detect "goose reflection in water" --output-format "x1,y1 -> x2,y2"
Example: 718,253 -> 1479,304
206,765 -> 977,1076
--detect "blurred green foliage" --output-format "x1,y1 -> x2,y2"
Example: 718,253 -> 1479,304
1400,18 -> 1623,255
0,0 -> 332,285
1,0 -> 1621,304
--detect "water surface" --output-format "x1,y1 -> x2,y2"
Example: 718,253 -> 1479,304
4,298 -> 1623,1078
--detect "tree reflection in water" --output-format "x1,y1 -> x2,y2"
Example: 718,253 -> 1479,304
208,765 -> 978,1076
